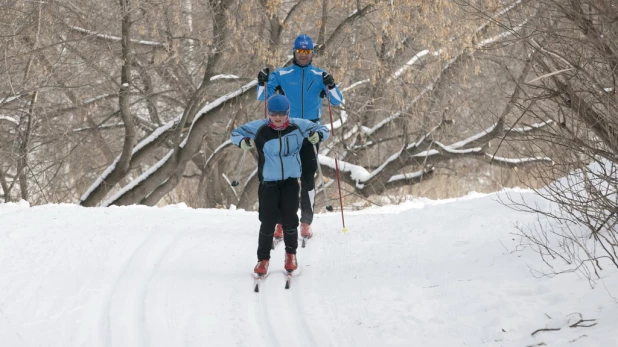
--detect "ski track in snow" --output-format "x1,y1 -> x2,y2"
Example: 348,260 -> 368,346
3,193 -> 618,347
255,273 -> 279,347
315,225 -> 367,347
283,250 -> 317,347
252,237 -> 320,347
100,227 -> 182,347
286,240 -> 321,347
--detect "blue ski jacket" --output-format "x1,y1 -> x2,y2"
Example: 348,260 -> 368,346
257,64 -> 343,122
231,118 -> 330,182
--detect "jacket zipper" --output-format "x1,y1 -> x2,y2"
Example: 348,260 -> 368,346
301,68 -> 305,119
278,131 -> 284,180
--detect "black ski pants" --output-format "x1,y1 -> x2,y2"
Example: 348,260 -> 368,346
299,139 -> 319,225
257,177 -> 300,261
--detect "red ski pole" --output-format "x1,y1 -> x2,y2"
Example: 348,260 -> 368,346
263,82 -> 268,119
324,87 -> 347,233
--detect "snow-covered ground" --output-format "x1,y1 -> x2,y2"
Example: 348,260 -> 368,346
1,190 -> 617,347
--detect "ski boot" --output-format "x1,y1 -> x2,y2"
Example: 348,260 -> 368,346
274,224 -> 284,238
272,224 -> 284,249
284,253 -> 298,272
300,222 -> 313,238
254,260 -> 269,275
300,222 -> 312,248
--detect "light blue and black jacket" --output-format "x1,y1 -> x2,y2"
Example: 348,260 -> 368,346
231,119 -> 330,182
257,64 -> 343,122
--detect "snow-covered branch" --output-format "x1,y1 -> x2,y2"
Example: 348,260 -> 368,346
387,49 -> 430,83
68,25 -> 167,48
1,95 -> 23,105
90,80 -> 256,206
80,120 -> 176,202
476,18 -> 528,48
342,79 -> 370,93
0,116 -> 19,127
507,120 -> 554,133
486,154 -> 553,166
210,74 -> 240,81
317,116 -> 553,197
366,3 -> 527,137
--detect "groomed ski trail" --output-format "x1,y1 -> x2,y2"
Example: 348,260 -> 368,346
99,227 -> 182,347
253,239 -> 319,347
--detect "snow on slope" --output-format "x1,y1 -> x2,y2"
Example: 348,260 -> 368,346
1,191 -> 616,347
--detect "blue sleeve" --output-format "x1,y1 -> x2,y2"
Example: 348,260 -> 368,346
295,119 -> 330,142
256,71 -> 279,101
230,120 -> 265,145
317,68 -> 343,106
325,85 -> 343,106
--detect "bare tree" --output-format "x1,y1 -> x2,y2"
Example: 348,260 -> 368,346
458,0 -> 618,279
0,0 -> 549,209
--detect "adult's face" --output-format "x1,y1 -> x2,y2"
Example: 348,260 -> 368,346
294,49 -> 313,66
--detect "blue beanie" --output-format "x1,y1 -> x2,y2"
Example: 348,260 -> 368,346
267,95 -> 290,113
293,34 -> 314,50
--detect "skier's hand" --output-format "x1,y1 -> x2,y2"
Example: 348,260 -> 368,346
257,67 -> 270,86
240,138 -> 253,151
322,72 -> 335,89
308,132 -> 321,145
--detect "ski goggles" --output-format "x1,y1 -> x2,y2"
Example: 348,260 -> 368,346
268,111 -> 288,117
295,49 -> 313,55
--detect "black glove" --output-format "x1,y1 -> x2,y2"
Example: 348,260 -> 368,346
257,67 -> 270,86
322,72 -> 335,89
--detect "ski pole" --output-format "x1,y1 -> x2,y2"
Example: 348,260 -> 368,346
324,86 -> 347,233
231,149 -> 247,187
263,72 -> 268,119
234,75 -> 268,187
312,143 -> 333,212
264,92 -> 268,118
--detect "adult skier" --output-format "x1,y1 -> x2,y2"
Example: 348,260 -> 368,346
231,95 -> 330,275
256,34 -> 343,241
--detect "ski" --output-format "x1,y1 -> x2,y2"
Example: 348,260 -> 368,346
301,235 -> 312,248
272,236 -> 283,250
284,271 -> 293,289
253,273 -> 269,293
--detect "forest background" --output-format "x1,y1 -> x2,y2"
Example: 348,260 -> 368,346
1,0 -> 616,215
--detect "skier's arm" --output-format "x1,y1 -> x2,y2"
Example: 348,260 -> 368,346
299,121 -> 330,142
230,120 -> 263,146
321,72 -> 343,106
324,84 -> 343,106
257,69 -> 278,101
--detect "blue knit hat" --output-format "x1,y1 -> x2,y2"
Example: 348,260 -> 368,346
293,34 -> 314,50
267,95 -> 290,113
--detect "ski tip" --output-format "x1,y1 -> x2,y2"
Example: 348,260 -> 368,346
254,284 -> 259,292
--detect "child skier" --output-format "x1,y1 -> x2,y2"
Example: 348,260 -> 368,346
230,94 -> 329,275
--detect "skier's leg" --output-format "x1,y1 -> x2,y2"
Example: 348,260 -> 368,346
257,181 -> 281,260
299,139 -> 318,225
280,178 -> 300,254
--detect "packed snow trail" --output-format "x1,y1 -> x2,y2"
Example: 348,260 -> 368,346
1,193 -> 617,346
101,227 -> 183,347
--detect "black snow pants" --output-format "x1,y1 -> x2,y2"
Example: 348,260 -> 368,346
299,139 -> 319,225
257,177 -> 300,261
